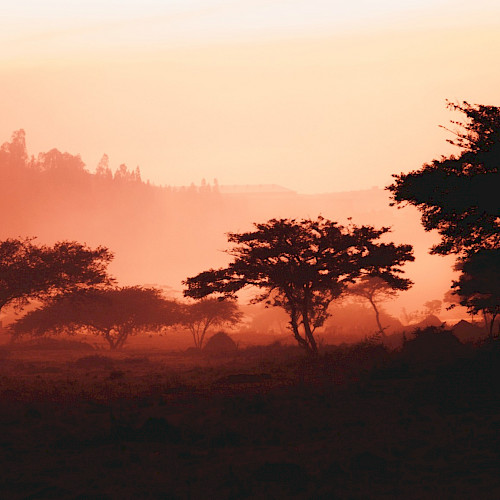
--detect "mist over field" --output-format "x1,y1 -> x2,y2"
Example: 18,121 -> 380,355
0,130 -> 458,331
1,2 -> 499,498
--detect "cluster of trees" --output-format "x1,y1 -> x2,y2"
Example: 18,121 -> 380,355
184,217 -> 414,353
2,101 -> 498,349
0,130 -> 220,193
0,238 -> 113,314
2,240 -> 242,349
388,101 -> 499,337
12,287 -> 178,350
184,100 -> 499,348
0,129 -> 233,289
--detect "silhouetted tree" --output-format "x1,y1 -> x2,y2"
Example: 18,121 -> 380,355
12,287 -> 180,350
37,148 -> 86,175
423,299 -> 442,316
95,154 -> 113,180
0,129 -> 29,171
114,163 -> 132,182
0,238 -> 114,315
388,101 -> 499,256
388,101 -> 499,339
348,276 -> 411,338
182,298 -> 242,349
184,217 -> 413,353
451,249 -> 499,337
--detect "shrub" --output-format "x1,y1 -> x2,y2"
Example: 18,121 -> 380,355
400,326 -> 469,364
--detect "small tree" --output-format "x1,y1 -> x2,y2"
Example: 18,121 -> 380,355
423,300 -> 442,316
182,298 -> 242,350
0,237 -> 113,315
184,217 -> 413,354
12,287 -> 180,350
451,249 -> 499,337
348,276 -> 410,338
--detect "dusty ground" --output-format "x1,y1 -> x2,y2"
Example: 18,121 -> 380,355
1,340 -> 499,499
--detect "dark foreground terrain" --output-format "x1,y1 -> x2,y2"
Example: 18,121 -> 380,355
1,337 -> 500,499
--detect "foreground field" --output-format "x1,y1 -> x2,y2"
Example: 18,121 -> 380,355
1,341 -> 500,499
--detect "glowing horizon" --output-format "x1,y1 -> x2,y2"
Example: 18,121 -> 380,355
0,1 -> 463,59
1,1 -> 500,193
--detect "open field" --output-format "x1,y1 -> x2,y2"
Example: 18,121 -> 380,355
1,339 -> 500,499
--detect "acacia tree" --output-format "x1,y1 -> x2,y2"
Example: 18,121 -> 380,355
12,287 -> 180,350
0,238 -> 114,315
387,101 -> 499,257
451,249 -> 499,337
182,298 -> 242,349
184,217 -> 413,353
347,276 -> 409,338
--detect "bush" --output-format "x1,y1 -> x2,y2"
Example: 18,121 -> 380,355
400,326 -> 469,365
10,337 -> 94,351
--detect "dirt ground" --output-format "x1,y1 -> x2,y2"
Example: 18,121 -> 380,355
1,340 -> 500,499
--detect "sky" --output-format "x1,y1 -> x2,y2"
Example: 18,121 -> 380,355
1,0 -> 500,193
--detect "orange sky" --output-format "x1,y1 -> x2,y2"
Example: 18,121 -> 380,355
2,2 -> 498,324
1,2 -> 500,193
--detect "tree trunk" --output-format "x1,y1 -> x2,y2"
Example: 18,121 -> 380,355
368,297 -> 386,339
301,315 -> 318,354
489,313 -> 497,338
302,289 -> 318,354
104,329 -> 120,350
190,325 -> 201,349
115,331 -> 128,350
483,311 -> 492,337
289,305 -> 308,350
199,323 -> 210,350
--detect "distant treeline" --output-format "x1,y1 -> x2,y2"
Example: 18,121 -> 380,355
0,130 -> 233,287
0,128 -> 436,311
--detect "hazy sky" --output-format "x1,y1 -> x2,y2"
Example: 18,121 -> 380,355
2,1 -> 500,192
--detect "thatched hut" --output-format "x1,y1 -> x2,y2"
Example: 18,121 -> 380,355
203,331 -> 237,355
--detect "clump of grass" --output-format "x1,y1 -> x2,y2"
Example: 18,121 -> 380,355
108,370 -> 125,380
120,356 -> 150,365
73,355 -> 114,369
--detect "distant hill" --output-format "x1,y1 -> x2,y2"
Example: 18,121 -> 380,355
219,184 -> 296,194
0,130 -> 458,320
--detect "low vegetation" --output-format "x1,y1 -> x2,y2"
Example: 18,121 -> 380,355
0,330 -> 499,498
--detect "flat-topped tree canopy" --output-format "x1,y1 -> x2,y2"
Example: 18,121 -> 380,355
184,216 -> 414,353
12,286 -> 181,350
0,237 -> 114,314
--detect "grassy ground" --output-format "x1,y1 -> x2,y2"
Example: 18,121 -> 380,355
1,339 -> 499,499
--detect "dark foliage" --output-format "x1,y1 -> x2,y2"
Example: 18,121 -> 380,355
184,216 -> 413,353
401,326 -> 470,365
12,287 -> 181,349
388,101 -> 499,256
452,248 -> 499,337
0,237 -> 113,314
